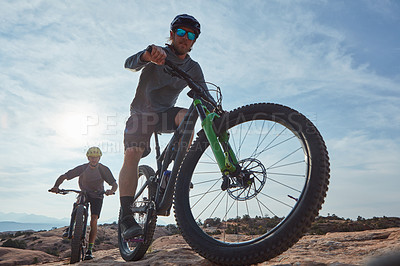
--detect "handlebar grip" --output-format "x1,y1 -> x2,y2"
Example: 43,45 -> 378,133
144,45 -> 217,108
146,45 -> 173,66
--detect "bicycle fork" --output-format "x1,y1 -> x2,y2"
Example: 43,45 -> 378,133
68,203 -> 88,240
67,203 -> 77,239
194,100 -> 239,176
155,100 -> 238,216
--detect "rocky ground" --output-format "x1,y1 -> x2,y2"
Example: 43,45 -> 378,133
1,226 -> 400,265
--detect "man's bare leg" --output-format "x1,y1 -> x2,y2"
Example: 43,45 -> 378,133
119,146 -> 145,239
119,146 -> 144,197
175,109 -> 194,148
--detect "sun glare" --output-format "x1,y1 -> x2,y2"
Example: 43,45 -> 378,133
59,112 -> 88,138
55,108 -> 102,147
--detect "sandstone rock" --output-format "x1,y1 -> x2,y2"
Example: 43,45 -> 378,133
0,247 -> 58,265
1,226 -> 399,265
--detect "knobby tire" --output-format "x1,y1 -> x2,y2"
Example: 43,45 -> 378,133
70,205 -> 85,264
118,165 -> 157,261
174,103 -> 330,265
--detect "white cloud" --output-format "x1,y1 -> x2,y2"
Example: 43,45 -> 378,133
0,0 -> 399,221
321,131 -> 400,219
366,0 -> 399,20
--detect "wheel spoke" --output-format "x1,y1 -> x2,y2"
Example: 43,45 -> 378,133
175,103 -> 329,257
174,104 -> 329,265
189,119 -> 307,242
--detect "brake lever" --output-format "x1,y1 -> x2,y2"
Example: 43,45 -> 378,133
213,105 -> 225,116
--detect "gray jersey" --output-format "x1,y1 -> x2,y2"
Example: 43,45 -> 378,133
64,163 -> 116,199
125,45 -> 209,113
78,166 -> 105,198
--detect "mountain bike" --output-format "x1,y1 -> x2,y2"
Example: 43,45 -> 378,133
49,189 -> 103,264
118,47 -> 330,265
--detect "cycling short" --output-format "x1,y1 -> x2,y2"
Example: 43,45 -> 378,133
87,196 -> 103,218
124,107 -> 183,158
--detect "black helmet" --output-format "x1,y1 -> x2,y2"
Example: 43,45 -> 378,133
170,14 -> 201,37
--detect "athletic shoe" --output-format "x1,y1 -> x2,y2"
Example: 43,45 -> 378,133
62,227 -> 70,238
120,215 -> 143,240
84,249 -> 94,260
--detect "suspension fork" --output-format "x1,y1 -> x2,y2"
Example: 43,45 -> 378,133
194,99 -> 239,175
82,204 -> 89,240
68,203 -> 77,238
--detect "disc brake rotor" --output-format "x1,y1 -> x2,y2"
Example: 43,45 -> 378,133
227,158 -> 267,201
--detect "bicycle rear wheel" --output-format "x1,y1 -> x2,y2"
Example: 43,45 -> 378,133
70,205 -> 86,264
118,165 -> 157,261
174,103 -> 330,265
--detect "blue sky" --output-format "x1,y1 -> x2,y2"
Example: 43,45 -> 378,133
1,0 -> 399,224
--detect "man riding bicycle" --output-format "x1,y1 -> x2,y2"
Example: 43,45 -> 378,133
49,147 -> 118,260
119,14 -> 212,240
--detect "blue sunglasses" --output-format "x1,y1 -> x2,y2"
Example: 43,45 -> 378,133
175,28 -> 196,40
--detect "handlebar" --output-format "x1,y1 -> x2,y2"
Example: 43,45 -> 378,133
48,189 -> 83,195
146,45 -> 218,108
48,189 -> 109,195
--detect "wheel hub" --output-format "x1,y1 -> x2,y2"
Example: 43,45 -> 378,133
226,158 -> 267,201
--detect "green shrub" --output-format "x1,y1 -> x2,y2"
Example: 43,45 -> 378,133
165,224 -> 180,235
208,230 -> 222,235
2,238 -> 27,249
45,247 -> 59,256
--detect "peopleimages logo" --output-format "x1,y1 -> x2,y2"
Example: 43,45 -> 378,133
80,111 -> 318,154
84,140 -> 125,154
82,113 -> 129,136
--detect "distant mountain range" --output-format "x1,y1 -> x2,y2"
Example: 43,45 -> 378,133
0,212 -> 69,232
0,221 -> 68,232
0,212 -> 170,232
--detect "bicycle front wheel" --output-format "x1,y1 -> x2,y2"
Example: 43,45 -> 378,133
70,205 -> 85,264
174,103 -> 330,265
118,165 -> 157,261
